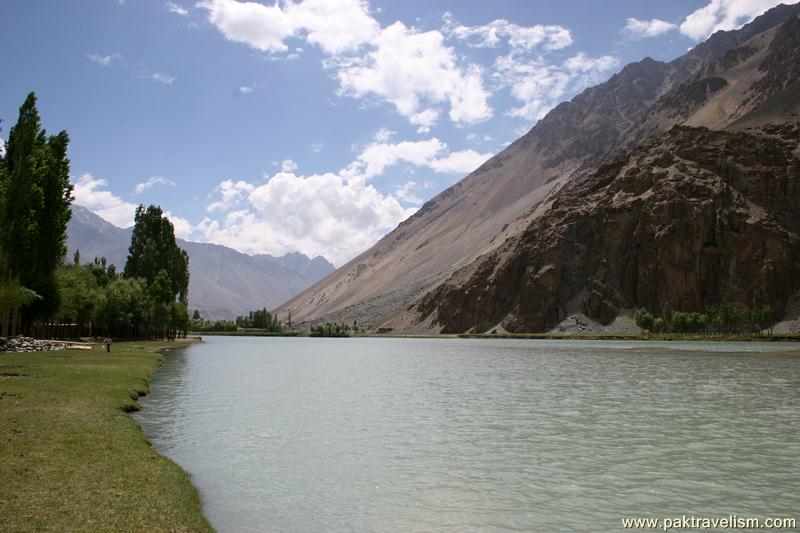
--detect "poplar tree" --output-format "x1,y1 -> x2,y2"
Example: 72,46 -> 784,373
123,205 -> 190,336
0,92 -> 72,334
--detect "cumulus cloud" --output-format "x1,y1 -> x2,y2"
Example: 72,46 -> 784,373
200,0 -> 491,128
427,149 -> 491,174
350,138 -> 491,179
198,171 -> 414,265
72,174 -> 138,228
622,17 -> 678,39
679,0 -> 793,40
238,85 -> 253,94
333,21 -> 492,127
200,137 -> 492,264
134,176 -> 176,194
85,53 -> 120,66
166,1 -> 189,16
442,12 -> 573,51
197,0 -> 379,55
143,72 -> 176,85
206,179 -> 255,212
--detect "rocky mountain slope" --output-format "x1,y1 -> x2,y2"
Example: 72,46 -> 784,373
276,3 -> 800,330
67,206 -> 334,319
416,122 -> 800,333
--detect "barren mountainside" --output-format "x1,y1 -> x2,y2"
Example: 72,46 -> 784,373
277,4 -> 800,331
417,122 -> 800,333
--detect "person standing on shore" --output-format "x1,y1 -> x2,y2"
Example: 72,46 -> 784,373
104,336 -> 112,353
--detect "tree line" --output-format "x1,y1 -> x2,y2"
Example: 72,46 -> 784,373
309,321 -> 359,337
1,92 -> 189,339
190,307 -> 284,333
634,303 -> 775,335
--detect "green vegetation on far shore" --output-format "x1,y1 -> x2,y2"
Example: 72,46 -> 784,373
0,341 -> 213,532
459,332 -> 800,342
190,306 -> 284,333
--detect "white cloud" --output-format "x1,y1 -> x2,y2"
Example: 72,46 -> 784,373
374,127 -> 396,142
427,149 -> 490,174
280,159 -> 298,172
679,0 -> 792,40
134,176 -> 176,194
200,136 -> 493,263
442,12 -> 573,51
85,53 -> 119,66
166,212 -> 193,239
349,138 -> 492,178
206,179 -> 255,212
166,1 -> 189,16
622,17 -> 677,39
310,143 -> 322,153
198,0 -> 294,52
441,11 -> 621,124
198,0 -> 379,55
143,72 -> 176,85
496,52 -> 619,121
238,85 -> 253,94
563,52 -> 620,73
333,21 -> 492,127
198,171 -> 414,265
395,180 -> 422,205
200,1 -> 491,128
353,138 -> 446,179
72,174 -> 138,228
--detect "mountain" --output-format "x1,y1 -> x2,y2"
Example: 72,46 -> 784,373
66,205 -> 334,319
276,3 -> 800,332
418,122 -> 800,333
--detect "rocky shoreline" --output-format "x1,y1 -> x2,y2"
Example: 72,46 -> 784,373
0,336 -> 73,353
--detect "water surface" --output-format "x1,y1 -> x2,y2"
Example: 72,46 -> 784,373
136,337 -> 800,532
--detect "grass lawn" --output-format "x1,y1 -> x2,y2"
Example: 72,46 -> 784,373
0,341 -> 213,532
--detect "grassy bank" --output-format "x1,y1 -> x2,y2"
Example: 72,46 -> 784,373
0,341 -> 213,532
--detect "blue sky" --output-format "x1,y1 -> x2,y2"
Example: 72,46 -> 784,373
1,0 -> 788,264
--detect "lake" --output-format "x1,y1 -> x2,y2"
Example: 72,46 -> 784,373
135,336 -> 800,532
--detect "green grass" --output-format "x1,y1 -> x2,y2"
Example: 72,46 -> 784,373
0,341 -> 214,532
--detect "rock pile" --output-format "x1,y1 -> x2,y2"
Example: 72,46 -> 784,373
0,337 -> 69,353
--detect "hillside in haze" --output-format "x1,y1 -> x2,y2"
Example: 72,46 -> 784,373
67,205 -> 334,319
276,3 -> 800,333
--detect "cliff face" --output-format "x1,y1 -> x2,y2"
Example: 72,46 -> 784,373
418,123 -> 800,333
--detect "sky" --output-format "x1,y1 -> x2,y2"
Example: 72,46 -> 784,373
1,0 -> 792,265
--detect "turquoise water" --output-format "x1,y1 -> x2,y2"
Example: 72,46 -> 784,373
135,337 -> 800,532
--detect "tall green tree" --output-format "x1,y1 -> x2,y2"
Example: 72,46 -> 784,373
123,205 -> 189,337
0,92 -> 72,335
124,205 -> 189,303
